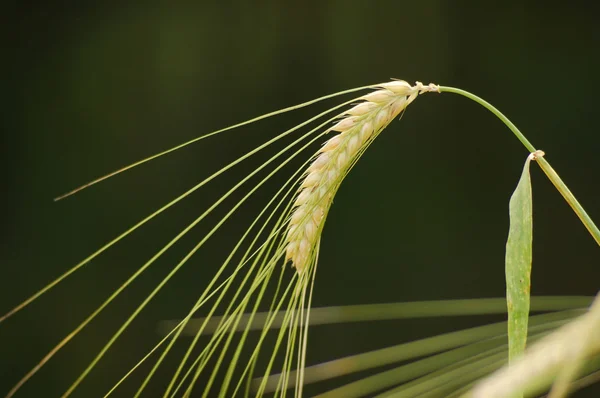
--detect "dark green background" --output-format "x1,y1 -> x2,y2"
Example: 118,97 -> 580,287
2,1 -> 599,397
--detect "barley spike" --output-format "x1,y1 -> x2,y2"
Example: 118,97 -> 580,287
285,80 -> 439,272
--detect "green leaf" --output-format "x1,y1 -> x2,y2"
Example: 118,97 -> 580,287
506,154 -> 534,363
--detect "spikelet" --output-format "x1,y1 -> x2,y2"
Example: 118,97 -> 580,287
285,80 -> 439,272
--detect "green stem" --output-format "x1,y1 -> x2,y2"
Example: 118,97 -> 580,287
438,85 -> 600,247
536,157 -> 600,247
438,86 -> 536,152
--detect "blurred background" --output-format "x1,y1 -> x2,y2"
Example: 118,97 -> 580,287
2,1 -> 599,396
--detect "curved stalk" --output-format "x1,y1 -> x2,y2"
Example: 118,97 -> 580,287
439,86 -> 600,247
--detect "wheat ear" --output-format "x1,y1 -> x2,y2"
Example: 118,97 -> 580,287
285,80 -> 439,272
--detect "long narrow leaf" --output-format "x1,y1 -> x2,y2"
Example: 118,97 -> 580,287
505,152 -> 536,362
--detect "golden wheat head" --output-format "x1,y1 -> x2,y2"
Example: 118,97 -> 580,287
285,80 -> 439,272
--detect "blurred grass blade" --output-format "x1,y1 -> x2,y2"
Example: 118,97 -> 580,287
315,316 -> 566,398
382,350 -> 507,398
505,152 -> 538,363
159,296 -> 593,336
469,294 -> 600,398
555,369 -> 600,397
319,337 -> 509,398
255,310 -> 583,393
